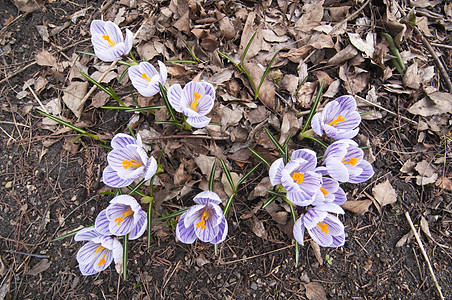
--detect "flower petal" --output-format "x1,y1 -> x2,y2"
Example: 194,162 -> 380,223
157,60 -> 167,84
95,209 -> 112,236
128,210 -> 147,240
124,29 -> 134,53
349,160 -> 374,183
176,213 -> 197,244
269,158 -> 284,185
74,227 -> 101,241
111,133 -> 137,149
209,217 -> 228,244
325,158 -> 349,182
187,115 -> 211,128
144,156 -> 158,180
311,113 -> 323,136
167,84 -> 183,112
193,191 -> 222,205
293,216 -> 305,246
102,166 -> 134,188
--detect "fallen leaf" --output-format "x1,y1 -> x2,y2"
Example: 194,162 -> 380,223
420,216 -> 432,239
217,12 -> 235,40
341,200 -> 372,215
221,106 -> 243,131
400,159 -> 416,173
221,172 -> 240,197
310,240 -> 323,265
239,12 -> 262,59
174,164 -> 191,186
279,111 -> 300,144
348,32 -> 375,58
26,259 -> 51,276
396,229 -> 414,247
35,25 -> 50,42
62,81 -> 89,118
403,61 -> 422,89
372,179 -> 397,208
36,50 -> 61,71
251,216 -> 267,239
11,0 -> 43,12
415,160 -> 437,177
249,177 -> 273,200
408,92 -> 452,116
262,29 -> 289,43
435,177 -> 452,191
244,62 -> 277,110
173,10 -> 191,34
305,282 -> 327,300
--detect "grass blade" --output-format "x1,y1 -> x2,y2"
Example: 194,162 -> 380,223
240,32 -> 257,69
36,110 -> 104,142
301,79 -> 325,133
237,163 -> 261,188
217,50 -> 242,71
154,208 -> 188,222
209,159 -> 217,192
262,195 -> 277,209
147,196 -> 154,247
80,71 -> 113,98
255,50 -> 279,99
223,194 -> 235,217
306,136 -> 328,149
288,202 -> 299,266
128,178 -> 146,195
186,42 -> 201,63
220,158 -> 235,194
166,59 -> 198,64
51,226 -> 91,242
159,83 -> 178,123
248,148 -> 270,168
268,190 -> 287,199
123,234 -> 128,280
265,128 -> 286,158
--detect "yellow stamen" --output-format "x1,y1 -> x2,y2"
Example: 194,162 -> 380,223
122,159 -> 141,169
196,210 -> 210,230
142,73 -> 151,82
191,92 -> 202,111
328,114 -> 345,127
317,222 -> 329,234
114,208 -> 134,226
342,157 -> 357,166
98,250 -> 107,267
102,35 -> 116,47
95,245 -> 105,253
320,187 -> 329,196
292,172 -> 304,184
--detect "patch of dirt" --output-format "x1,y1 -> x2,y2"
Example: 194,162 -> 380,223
1,0 -> 451,299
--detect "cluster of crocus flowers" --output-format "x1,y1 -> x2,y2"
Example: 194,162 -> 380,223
102,133 -> 157,188
167,81 -> 215,128
311,95 -> 361,140
74,227 -> 123,276
176,191 -> 228,244
128,61 -> 167,97
90,20 -> 133,62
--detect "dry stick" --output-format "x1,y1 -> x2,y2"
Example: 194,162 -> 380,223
220,244 -> 293,265
395,4 -> 452,93
330,0 -> 370,35
405,212 -> 445,300
354,95 -> 418,125
431,43 -> 452,50
143,135 -> 229,141
76,17 -> 151,114
25,82 -> 48,114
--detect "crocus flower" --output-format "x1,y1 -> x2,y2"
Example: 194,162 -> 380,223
128,61 -> 167,97
293,204 -> 345,248
317,139 -> 374,183
311,95 -> 361,140
102,133 -> 157,188
90,20 -> 133,62
176,191 -> 228,244
95,195 -> 147,240
311,177 -> 347,206
74,227 -> 122,276
269,149 -> 322,206
167,81 -> 215,128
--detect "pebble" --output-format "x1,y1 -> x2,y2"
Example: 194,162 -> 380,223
5,181 -> 13,189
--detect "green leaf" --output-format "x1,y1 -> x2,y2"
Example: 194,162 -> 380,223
186,42 -> 201,63
237,163 -> 261,188
265,128 -> 286,158
223,193 -> 235,217
220,158 -> 235,194
128,178 -> 146,195
147,196 -> 154,248
123,234 -> 128,280
288,202 -> 299,266
301,79 -> 325,134
154,208 -> 188,222
241,32 -> 257,69
154,120 -> 183,127
209,159 -> 217,192
255,50 -> 279,99
166,59 -> 198,64
159,83 -> 178,123
268,190 -> 287,199
248,148 -> 270,168
217,50 -> 242,71
51,226 -> 92,242
262,195 -> 277,209
306,136 -> 328,149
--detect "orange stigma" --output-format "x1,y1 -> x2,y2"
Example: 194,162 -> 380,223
122,159 -> 141,169
291,172 -> 304,184
328,115 -> 345,127
320,187 -> 329,196
142,73 -> 151,81
191,92 -> 202,111
317,222 -> 329,234
114,208 -> 134,225
102,35 -> 116,47
342,157 -> 357,166
196,210 -> 210,230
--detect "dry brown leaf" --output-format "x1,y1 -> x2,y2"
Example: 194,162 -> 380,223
308,33 -> 334,49
221,172 -> 240,197
403,62 -> 422,89
249,177 -> 273,200
244,62 -> 277,110
408,92 -> 452,116
305,282 -> 327,300
174,164 -> 191,186
216,12 -> 235,40
396,229 -> 414,247
400,159 -> 416,173
62,81 -> 88,118
262,29 -> 289,43
372,179 -> 397,209
221,106 -> 243,130
348,32 -> 375,58
194,155 -> 220,179
341,200 -> 372,215
435,177 -> 452,191
296,82 -> 316,108
420,216 -> 432,239
173,10 -> 191,34
279,111 -> 299,144
251,216 -> 267,239
310,240 -> 323,265
36,50 -> 61,71
282,74 -> 299,94
11,0 -> 43,12
239,12 -> 262,59
415,160 -> 438,185
25,259 -> 51,276
280,46 -> 311,63
294,1 -> 324,34
91,91 -> 110,108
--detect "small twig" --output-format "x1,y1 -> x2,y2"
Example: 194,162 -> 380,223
355,95 -> 418,125
25,82 -> 48,114
220,244 -> 293,265
330,0 -> 370,35
142,135 -> 229,141
431,43 -> 452,50
405,212 -> 445,300
4,250 -> 49,259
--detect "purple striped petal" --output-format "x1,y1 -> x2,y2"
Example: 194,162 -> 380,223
194,212 -> 220,243
102,166 -> 134,188
293,216 -> 305,246
308,225 -> 333,247
167,84 -> 183,112
331,232 -> 345,247
104,21 -> 123,44
349,160 -> 374,183
128,210 -> 147,240
183,205 -> 205,227
332,187 -> 347,205
269,158 -> 285,186
311,113 -> 323,136
144,156 -> 158,180
336,95 -> 357,111
176,213 -> 197,244
210,217 -> 228,244
158,60 -> 167,83
290,149 -> 317,169
124,29 -> 134,52
187,115 -> 211,128
325,158 -> 349,182
196,95 -> 214,116
193,191 -> 222,205
90,20 -> 107,35
111,133 -> 138,149
95,209 -> 112,236
303,208 -> 327,229
74,227 -> 101,241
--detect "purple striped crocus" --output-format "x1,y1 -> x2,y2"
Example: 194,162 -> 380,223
317,139 -> 374,184
90,20 -> 133,62
128,61 -> 167,97
176,191 -> 228,244
311,95 -> 361,140
269,149 -> 322,207
74,227 -> 123,276
102,133 -> 157,188
293,204 -> 345,248
95,195 -> 147,240
310,177 -> 347,206
167,81 -> 215,128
